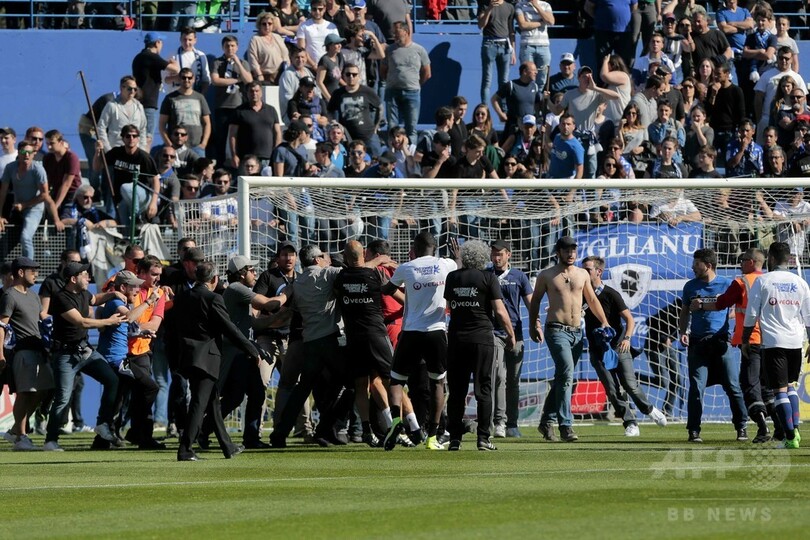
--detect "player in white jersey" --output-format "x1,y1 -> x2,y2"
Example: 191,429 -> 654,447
743,242 -> 810,449
380,232 -> 459,451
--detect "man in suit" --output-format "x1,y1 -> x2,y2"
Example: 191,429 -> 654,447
174,261 -> 261,461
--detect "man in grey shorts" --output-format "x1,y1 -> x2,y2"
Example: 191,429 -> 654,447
0,257 -> 54,451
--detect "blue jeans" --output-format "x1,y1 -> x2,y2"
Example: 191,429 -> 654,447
19,203 -> 45,259
169,1 -> 196,31
540,325 -> 583,428
385,88 -> 420,144
117,182 -> 150,229
458,198 -> 483,240
144,107 -> 158,144
46,348 -> 119,442
152,340 -> 170,425
520,44 -> 551,90
686,336 -> 748,433
481,40 -> 511,104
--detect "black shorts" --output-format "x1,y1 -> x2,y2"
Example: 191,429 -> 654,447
762,347 -> 802,389
345,332 -> 393,379
391,330 -> 448,381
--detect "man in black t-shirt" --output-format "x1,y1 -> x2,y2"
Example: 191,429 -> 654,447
334,240 -> 404,447
449,134 -> 502,240
328,63 -> 383,155
444,240 -> 515,451
43,262 -> 127,452
93,125 -> 160,228
253,241 -> 314,441
132,32 -> 180,147
228,81 -> 282,169
581,256 -> 667,438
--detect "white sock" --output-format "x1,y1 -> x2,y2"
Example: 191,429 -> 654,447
381,408 -> 393,429
405,412 -> 419,432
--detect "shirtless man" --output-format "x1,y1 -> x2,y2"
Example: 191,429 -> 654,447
529,236 -> 610,442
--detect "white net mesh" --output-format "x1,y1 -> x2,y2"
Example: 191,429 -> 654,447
176,178 -> 810,425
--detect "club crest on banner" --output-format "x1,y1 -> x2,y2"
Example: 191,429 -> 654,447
606,264 -> 653,309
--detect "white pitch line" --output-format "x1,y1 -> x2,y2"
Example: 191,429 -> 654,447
1,464 -> 808,493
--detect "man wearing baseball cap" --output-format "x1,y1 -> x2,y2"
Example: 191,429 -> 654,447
549,53 -> 578,95
43,262 -> 127,451
253,241 -> 315,442
528,235 -> 611,442
0,257 -> 53,451
132,32 -> 180,146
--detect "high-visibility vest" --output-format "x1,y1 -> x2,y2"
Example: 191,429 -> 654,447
732,272 -> 761,346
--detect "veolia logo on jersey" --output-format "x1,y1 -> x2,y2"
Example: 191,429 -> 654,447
413,281 -> 443,290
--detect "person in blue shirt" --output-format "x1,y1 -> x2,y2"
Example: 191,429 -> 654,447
678,248 -> 749,443
548,114 -> 584,179
488,239 -> 533,438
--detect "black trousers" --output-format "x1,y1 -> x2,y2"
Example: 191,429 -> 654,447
447,340 -> 495,441
203,350 -> 265,444
125,354 -> 159,443
740,345 -> 773,416
178,368 -> 237,459
274,334 -> 344,439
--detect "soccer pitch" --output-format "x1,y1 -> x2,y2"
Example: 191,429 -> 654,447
2,424 -> 808,539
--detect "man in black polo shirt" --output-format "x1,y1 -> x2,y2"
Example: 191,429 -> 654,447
444,239 -> 515,451
43,262 -> 127,451
581,256 -> 668,438
228,81 -> 282,171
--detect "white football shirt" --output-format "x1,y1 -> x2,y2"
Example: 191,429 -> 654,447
389,255 -> 457,332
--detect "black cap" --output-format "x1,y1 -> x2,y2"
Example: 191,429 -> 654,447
554,236 -> 578,251
433,131 -> 451,145
276,240 -> 297,256
11,257 -> 40,272
299,76 -> 316,87
578,66 -> 592,77
378,151 -> 397,164
62,262 -> 91,279
183,247 -> 205,263
491,239 -> 512,252
288,119 -> 308,133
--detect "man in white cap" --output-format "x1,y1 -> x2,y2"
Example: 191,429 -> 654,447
549,53 -> 578,95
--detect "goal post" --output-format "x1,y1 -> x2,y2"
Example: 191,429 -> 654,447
177,175 -> 810,425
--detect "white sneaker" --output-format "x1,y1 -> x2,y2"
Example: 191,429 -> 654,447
2,431 -> 15,443
43,441 -> 64,452
625,424 -> 640,437
13,435 -> 38,451
94,423 -> 116,442
494,425 -> 507,438
649,407 -> 668,427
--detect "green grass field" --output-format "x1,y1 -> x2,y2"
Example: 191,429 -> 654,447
2,423 -> 808,539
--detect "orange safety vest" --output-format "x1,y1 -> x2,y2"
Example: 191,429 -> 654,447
732,272 -> 761,346
128,287 -> 163,356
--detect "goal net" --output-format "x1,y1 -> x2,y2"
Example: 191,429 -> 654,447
176,176 -> 810,426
